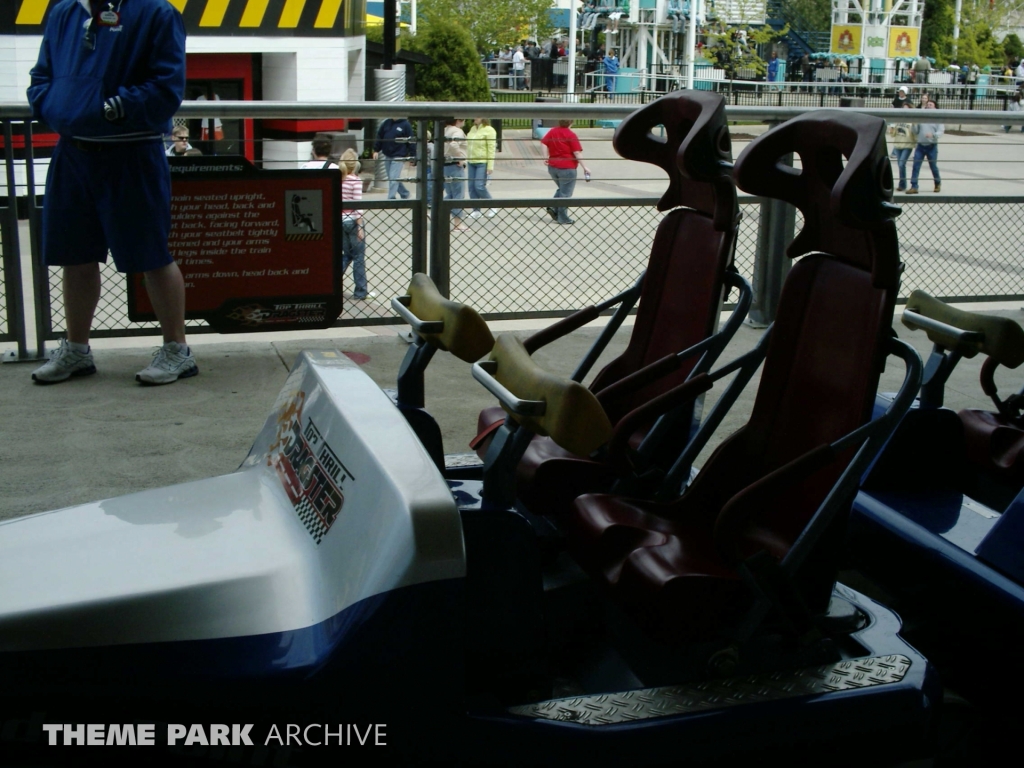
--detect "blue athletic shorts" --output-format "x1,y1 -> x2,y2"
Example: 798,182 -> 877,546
42,139 -> 173,274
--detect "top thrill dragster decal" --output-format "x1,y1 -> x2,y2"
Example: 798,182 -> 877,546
271,407 -> 354,545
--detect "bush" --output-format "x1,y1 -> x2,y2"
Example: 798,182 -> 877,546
403,23 -> 491,102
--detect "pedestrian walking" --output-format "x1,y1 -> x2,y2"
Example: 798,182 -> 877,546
466,118 -> 497,218
913,54 -> 931,84
908,101 -> 943,194
603,49 -> 619,92
540,119 -> 590,226
512,46 -> 526,90
373,116 -> 414,199
443,118 -> 469,232
28,0 -> 196,386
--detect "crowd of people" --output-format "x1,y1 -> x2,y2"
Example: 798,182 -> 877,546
487,36 -> 627,92
491,39 -> 571,90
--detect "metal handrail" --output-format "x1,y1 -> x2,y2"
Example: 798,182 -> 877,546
1,101 -> 1021,125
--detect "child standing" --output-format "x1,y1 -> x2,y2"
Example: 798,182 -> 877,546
340,149 -> 373,300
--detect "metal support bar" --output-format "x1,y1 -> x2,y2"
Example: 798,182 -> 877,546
1,120 -> 29,360
411,120 -> 428,277
748,130 -> 795,327
428,118 -> 448,297
25,121 -> 48,353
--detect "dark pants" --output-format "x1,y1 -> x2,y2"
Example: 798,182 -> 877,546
342,218 -> 368,296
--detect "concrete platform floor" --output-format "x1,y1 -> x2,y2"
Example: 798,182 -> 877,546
3,302 -> 1021,522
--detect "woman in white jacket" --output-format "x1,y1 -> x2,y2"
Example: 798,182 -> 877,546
889,103 -> 916,192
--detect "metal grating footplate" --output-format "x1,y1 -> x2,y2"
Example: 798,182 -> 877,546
508,655 -> 911,725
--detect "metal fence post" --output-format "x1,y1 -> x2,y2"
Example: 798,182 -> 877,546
1,120 -> 29,361
411,120 -> 428,276
24,120 -> 49,352
747,131 -> 795,327
428,118 -> 450,296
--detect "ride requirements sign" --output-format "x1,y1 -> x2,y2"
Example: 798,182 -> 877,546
128,156 -> 344,333
40,722 -> 386,747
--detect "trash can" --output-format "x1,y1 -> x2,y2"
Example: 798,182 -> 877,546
531,57 -> 554,90
694,58 -> 714,91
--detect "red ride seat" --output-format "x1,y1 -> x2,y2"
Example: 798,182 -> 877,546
474,91 -> 741,519
569,110 -> 906,642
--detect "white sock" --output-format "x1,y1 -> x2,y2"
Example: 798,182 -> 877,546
68,341 -> 90,354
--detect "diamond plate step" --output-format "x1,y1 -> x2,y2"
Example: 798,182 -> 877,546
508,654 -> 911,725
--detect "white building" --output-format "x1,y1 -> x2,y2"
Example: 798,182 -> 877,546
2,0 -> 368,172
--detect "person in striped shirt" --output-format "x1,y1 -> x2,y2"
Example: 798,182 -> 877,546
340,149 -> 374,300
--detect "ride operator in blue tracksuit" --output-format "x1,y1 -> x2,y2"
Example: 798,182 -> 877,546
28,0 -> 198,386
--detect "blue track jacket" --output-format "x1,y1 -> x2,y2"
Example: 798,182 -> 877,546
27,0 -> 185,139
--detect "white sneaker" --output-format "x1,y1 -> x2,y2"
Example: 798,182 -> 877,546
469,210 -> 483,219
485,209 -> 497,218
136,341 -> 198,385
32,339 -> 96,384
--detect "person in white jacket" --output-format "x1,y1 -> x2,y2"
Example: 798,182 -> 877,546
888,103 -> 916,192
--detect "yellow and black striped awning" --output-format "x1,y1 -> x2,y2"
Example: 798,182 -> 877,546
5,0 -> 366,36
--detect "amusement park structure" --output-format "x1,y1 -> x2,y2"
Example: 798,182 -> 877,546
562,0 -> 925,91
828,0 -> 926,82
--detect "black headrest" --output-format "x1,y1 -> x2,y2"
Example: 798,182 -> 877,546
732,110 -> 902,289
612,90 -> 737,231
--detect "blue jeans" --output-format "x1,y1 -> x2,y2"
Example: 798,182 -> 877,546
385,157 -> 409,200
467,163 -> 491,211
342,218 -> 368,296
444,164 -> 465,219
894,147 -> 912,189
548,166 -> 576,223
911,143 -> 940,190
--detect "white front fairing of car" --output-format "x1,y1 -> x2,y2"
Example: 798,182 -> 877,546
0,350 -> 465,653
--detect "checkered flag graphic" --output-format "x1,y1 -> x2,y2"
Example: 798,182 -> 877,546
294,497 -> 329,545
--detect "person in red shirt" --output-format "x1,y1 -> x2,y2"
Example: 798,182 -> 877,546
540,119 -> 590,225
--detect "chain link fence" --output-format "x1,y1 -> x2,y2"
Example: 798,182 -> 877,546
4,102 -> 1023,349
897,199 -> 1024,301
0,212 -> 11,342
42,200 -> 424,338
33,195 -> 1024,340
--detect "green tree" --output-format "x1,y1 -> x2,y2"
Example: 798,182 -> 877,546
414,0 -> 554,53
402,22 -> 492,101
701,21 -> 789,77
785,0 -> 831,33
1003,33 -> 1024,62
921,0 -> 1010,67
